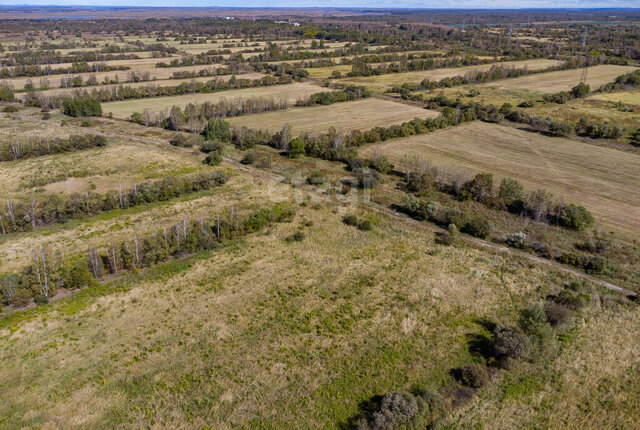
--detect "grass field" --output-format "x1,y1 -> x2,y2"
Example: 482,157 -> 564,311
589,88 -> 640,106
229,98 -> 439,133
359,121 -> 640,236
0,192 -> 591,429
337,59 -> 562,91
103,82 -> 330,118
481,65 -> 639,93
15,73 -> 265,99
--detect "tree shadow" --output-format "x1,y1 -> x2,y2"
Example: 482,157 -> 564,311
338,394 -> 384,430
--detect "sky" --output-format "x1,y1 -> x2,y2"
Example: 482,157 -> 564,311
0,0 -> 639,8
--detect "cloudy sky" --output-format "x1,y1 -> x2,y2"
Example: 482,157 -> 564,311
1,0 -> 638,7
0,0 -> 640,8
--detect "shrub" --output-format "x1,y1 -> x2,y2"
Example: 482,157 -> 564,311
435,231 -> 454,245
200,140 -> 223,154
241,153 -> 256,165
285,231 -> 305,242
41,112 -> 51,120
3,104 -> 20,113
518,100 -> 534,108
306,171 -> 327,185
460,364 -> 489,388
506,232 -> 526,249
377,391 -> 419,426
519,303 -> 558,361
368,155 -> 393,174
571,82 -> 590,98
353,167 -> 381,189
493,324 -> 531,360
343,214 -> 360,227
203,152 -> 222,166
462,217 -> 492,239
559,204 -> 594,231
544,302 -> 572,327
358,219 -> 373,231
0,83 -> 14,101
287,137 -> 305,158
62,96 -> 102,117
170,133 -> 192,147
80,118 -> 92,127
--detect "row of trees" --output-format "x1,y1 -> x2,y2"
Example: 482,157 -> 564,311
38,74 -> 293,108
0,62 -> 129,79
0,171 -> 228,234
0,134 -> 106,162
402,168 -> 594,231
0,203 -> 295,308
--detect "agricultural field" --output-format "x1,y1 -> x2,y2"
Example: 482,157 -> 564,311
15,73 -> 265,99
337,58 -> 562,91
2,64 -> 227,90
589,88 -> 640,106
359,121 -> 640,236
481,65 -> 639,93
103,82 -> 329,119
229,98 -> 439,133
1,9 -> 640,430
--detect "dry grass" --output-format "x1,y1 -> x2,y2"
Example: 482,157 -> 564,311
103,82 -> 330,119
337,59 -> 562,92
359,121 -> 640,236
589,88 -> 640,106
0,194 -> 578,428
480,65 -> 638,94
229,98 -> 439,133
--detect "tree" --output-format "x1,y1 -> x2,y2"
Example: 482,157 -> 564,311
0,83 -> 14,102
498,178 -> 524,206
203,152 -> 222,166
570,82 -> 590,98
287,137 -> 305,158
559,204 -> 594,231
464,173 -> 493,202
202,119 -> 230,142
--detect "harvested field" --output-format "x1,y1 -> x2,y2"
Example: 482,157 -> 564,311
103,82 -> 330,119
229,98 -> 440,133
359,121 -> 640,236
481,65 -> 639,93
338,59 -> 562,91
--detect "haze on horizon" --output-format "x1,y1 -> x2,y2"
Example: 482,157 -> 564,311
1,0 -> 639,9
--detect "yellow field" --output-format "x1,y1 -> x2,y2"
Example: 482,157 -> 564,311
229,98 -> 439,133
15,73 -> 265,99
359,121 -> 640,236
103,82 -> 330,118
481,65 -> 639,93
589,88 -> 640,105
338,59 -> 562,91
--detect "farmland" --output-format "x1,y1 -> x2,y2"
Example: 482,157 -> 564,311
481,64 -> 638,93
360,121 -> 640,236
337,58 -> 562,91
1,8 -> 640,430
229,98 -> 439,133
103,82 -> 331,119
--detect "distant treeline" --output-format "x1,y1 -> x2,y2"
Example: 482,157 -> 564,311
0,171 -> 228,234
0,134 -> 106,162
0,203 -> 295,308
0,61 -> 129,79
